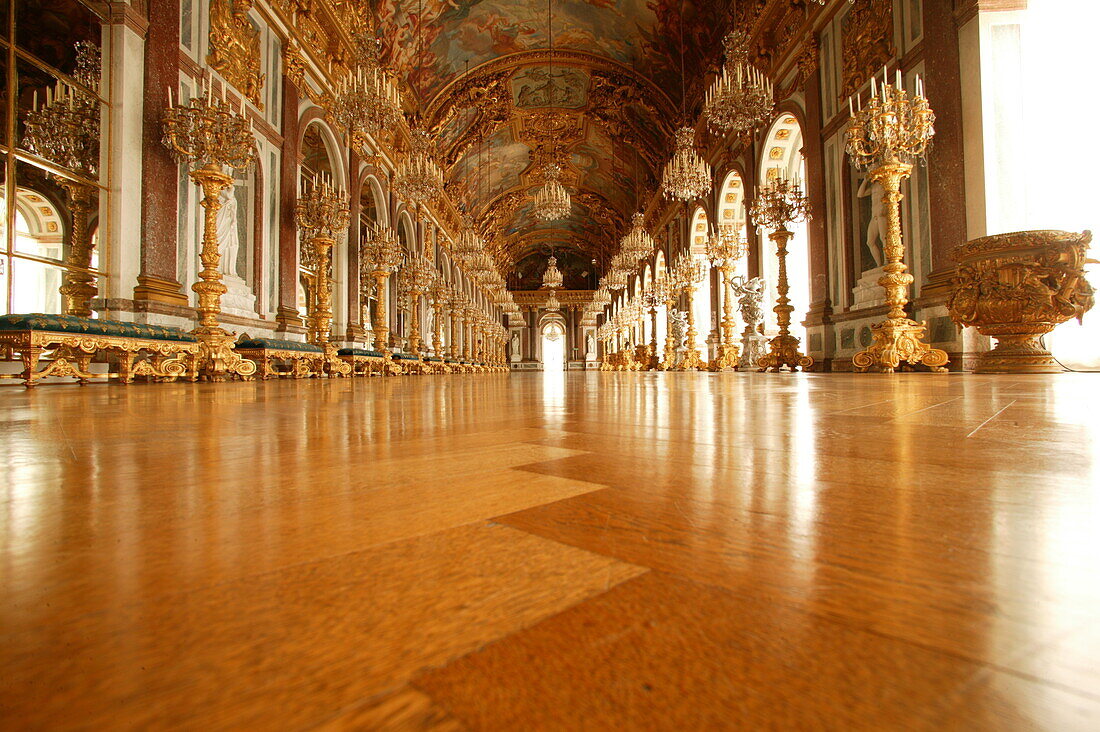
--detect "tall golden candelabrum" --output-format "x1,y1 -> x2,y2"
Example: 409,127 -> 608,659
750,174 -> 813,372
23,43 -> 102,317
398,253 -> 435,357
846,73 -> 948,372
162,77 -> 258,380
429,277 -> 450,359
640,288 -> 663,370
656,272 -> 677,370
296,177 -> 351,375
360,224 -> 403,355
706,224 -> 748,370
672,252 -> 708,370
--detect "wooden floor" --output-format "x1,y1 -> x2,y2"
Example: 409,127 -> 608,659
1,372 -> 1099,730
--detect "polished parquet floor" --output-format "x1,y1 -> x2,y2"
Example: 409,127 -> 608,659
2,371 -> 1099,730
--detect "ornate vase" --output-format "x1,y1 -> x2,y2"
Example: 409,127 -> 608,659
948,230 -> 1094,373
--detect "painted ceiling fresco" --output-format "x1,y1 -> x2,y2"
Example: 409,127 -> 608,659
369,0 -> 731,274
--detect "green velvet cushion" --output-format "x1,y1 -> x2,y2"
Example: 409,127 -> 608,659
425,357 -> 443,362
236,338 -> 322,353
0,313 -> 197,342
337,348 -> 384,358
392,353 -> 419,361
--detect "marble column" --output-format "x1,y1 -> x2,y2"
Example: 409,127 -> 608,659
276,76 -> 303,332
135,0 -> 188,308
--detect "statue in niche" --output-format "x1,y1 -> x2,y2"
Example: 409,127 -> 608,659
856,174 -> 887,269
586,333 -> 595,356
511,330 -> 520,355
216,187 -> 241,278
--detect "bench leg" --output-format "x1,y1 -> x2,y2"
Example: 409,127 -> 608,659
20,346 -> 44,388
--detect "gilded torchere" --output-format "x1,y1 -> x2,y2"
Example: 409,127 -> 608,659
706,224 -> 748,370
429,277 -> 451,368
671,252 -> 707,370
846,71 -> 948,372
657,272 -> 678,370
361,224 -> 402,357
296,177 -> 352,376
640,286 -> 663,370
23,42 -> 102,318
162,76 -> 258,380
749,173 -> 813,372
398,253 -> 435,361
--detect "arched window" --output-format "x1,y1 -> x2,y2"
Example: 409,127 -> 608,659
3,190 -> 65,314
689,206 -> 713,355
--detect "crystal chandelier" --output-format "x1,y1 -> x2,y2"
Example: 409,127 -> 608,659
532,0 -> 571,222
533,163 -> 571,221
330,31 -> 402,141
620,212 -> 655,265
541,254 -> 564,289
466,249 -> 496,283
704,30 -> 774,134
452,212 -> 484,265
661,127 -> 711,201
544,290 -> 561,312
394,126 -> 444,207
605,267 -> 628,292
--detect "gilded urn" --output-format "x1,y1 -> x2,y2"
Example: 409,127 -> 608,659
947,230 -> 1094,373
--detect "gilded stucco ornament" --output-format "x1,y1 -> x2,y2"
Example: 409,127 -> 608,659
948,230 -> 1095,373
207,0 -> 266,108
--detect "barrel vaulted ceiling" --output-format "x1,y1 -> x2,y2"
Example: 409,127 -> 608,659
371,0 -> 731,278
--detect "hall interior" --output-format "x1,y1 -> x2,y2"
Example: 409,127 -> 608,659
1,0 -> 1099,729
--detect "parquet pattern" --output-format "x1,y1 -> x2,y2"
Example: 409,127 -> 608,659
1,372 -> 1098,730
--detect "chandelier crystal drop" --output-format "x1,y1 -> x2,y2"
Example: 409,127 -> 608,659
330,31 -> 403,141
394,126 -> 444,207
661,127 -> 712,201
541,254 -> 564,289
704,30 -> 774,135
533,164 -> 571,221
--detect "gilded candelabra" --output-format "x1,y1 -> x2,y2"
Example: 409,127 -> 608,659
360,224 -> 402,355
296,177 -> 351,375
23,42 -> 101,317
162,77 -> 257,380
671,252 -> 707,370
846,74 -> 948,372
657,272 -> 678,370
398,253 -> 435,357
640,287 -> 664,370
749,174 -> 813,372
706,224 -> 748,370
429,277 -> 451,360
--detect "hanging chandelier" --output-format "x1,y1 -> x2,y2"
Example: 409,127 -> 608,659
606,267 -> 629,292
466,249 -> 495,283
620,212 -> 655,265
330,31 -> 402,141
532,0 -> 571,222
661,127 -> 712,201
453,212 -> 484,265
533,163 -> 571,222
394,126 -> 444,206
541,254 -> 564,289
703,30 -> 774,134
544,290 -> 561,312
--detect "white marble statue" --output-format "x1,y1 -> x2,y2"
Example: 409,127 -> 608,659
216,187 -> 241,277
511,330 -> 520,354
731,275 -> 766,330
856,175 -> 888,268
668,309 -> 689,356
585,333 -> 595,356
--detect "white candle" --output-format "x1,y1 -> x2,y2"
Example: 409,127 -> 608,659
848,96 -> 853,116
32,90 -> 37,111
167,85 -> 173,108
870,76 -> 876,97
896,69 -> 902,89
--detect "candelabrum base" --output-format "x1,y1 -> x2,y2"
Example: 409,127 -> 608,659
189,327 -> 257,381
974,334 -> 1064,373
709,343 -> 740,371
758,334 -> 813,372
852,317 -> 949,373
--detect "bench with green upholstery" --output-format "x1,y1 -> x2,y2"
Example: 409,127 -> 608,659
336,347 -> 386,376
0,313 -> 199,387
234,337 -> 324,379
